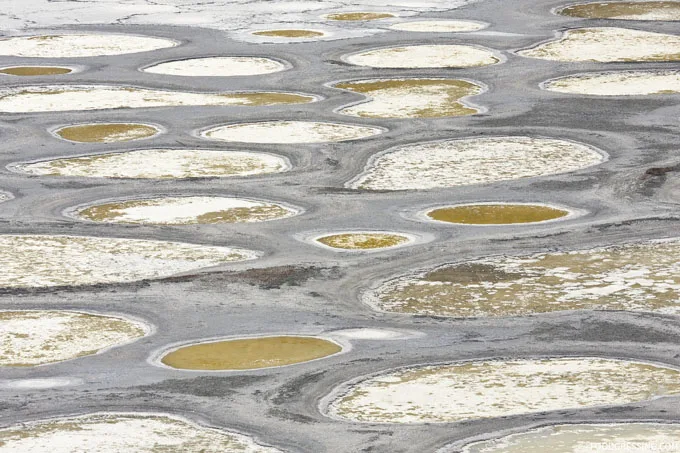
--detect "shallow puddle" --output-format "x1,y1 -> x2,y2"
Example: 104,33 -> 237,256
370,238 -> 680,318
518,27 -> 680,62
0,34 -> 177,58
75,196 -> 298,224
252,29 -> 325,38
55,123 -> 159,143
316,233 -> 410,250
0,85 -> 316,113
459,423 -> 680,453
325,12 -> 395,21
202,121 -> 384,144
161,336 -> 342,370
390,20 -> 487,32
0,66 -> 72,76
350,136 -> 604,191
328,357 -> 680,423
12,149 -> 289,179
426,204 -> 570,225
558,1 -> 680,20
0,413 -> 281,452
544,70 -> 680,95
0,311 -> 147,367
0,235 -> 258,288
143,56 -> 287,77
334,78 -> 484,118
345,44 -> 499,68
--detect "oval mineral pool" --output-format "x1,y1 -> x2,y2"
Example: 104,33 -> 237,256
370,238 -> 680,318
518,27 -> 680,62
558,1 -> 680,20
315,232 -> 411,250
252,29 -> 325,38
0,413 -> 281,452
349,136 -> 605,191
202,121 -> 384,144
543,70 -> 680,95
325,12 -> 395,21
390,20 -> 487,32
327,357 -> 680,423
142,56 -> 287,77
0,85 -> 316,113
0,34 -> 177,58
459,423 -> 680,453
333,78 -> 485,118
426,204 -> 571,225
0,66 -> 72,76
344,44 -> 500,68
74,196 -> 299,224
0,235 -> 258,288
11,149 -> 289,179
160,336 -> 342,370
55,123 -> 160,143
0,310 -> 147,367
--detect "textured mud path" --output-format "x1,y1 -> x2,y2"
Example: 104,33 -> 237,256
1,0 -> 680,452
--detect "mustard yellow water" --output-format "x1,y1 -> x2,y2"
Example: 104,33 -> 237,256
427,204 -> 569,224
161,336 -> 341,370
56,123 -> 159,143
317,233 -> 409,250
0,66 -> 72,76
253,30 -> 324,38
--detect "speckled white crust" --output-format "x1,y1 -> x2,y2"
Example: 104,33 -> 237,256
327,358 -> 680,423
335,78 -> 484,118
345,44 -> 500,68
142,57 -> 287,76
518,27 -> 680,62
73,196 -> 300,224
203,121 -> 384,143
0,34 -> 177,57
0,311 -> 148,367
0,235 -> 259,288
0,85 -> 314,113
370,238 -> 680,318
389,20 -> 487,32
0,413 -> 281,452
11,149 -> 290,179
458,423 -> 680,453
543,70 -> 680,95
349,136 -> 605,190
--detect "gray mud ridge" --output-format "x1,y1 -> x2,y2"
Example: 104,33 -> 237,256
1,0 -> 680,451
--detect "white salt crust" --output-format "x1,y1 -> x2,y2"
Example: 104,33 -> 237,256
543,70 -> 680,95
518,27 -> 680,62
142,56 -> 288,76
0,34 -> 177,58
334,78 -> 485,118
326,357 -> 680,423
344,44 -> 500,68
10,149 -> 290,179
349,136 -> 605,190
0,310 -> 148,366
0,235 -> 259,288
202,121 -> 385,143
389,20 -> 487,32
0,85 -> 315,113
557,1 -> 680,21
72,196 -> 300,224
457,423 -> 680,453
0,412 -> 281,452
